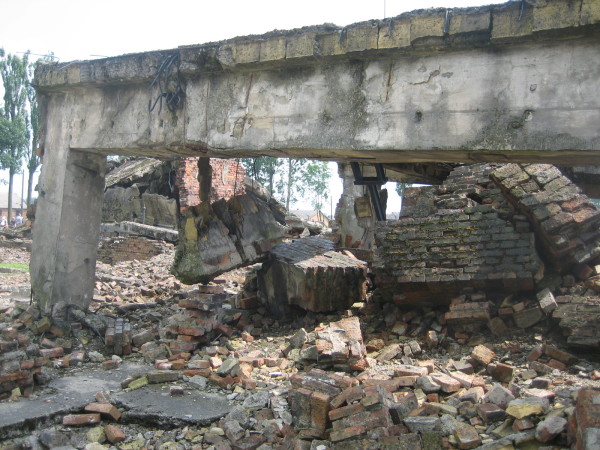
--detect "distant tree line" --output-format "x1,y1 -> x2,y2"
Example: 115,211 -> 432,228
0,49 -> 51,222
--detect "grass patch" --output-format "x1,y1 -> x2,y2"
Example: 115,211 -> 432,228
0,262 -> 28,270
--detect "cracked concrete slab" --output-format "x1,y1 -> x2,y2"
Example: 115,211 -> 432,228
114,384 -> 232,427
0,361 -> 231,437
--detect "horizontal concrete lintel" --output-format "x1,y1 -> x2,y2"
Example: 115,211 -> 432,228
34,0 -> 600,90
71,146 -> 600,166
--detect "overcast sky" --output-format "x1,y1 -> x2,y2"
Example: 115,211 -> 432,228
1,0 -> 488,211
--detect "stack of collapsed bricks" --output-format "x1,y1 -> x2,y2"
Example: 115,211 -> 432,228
105,318 -> 132,356
0,334 -> 37,400
289,369 -> 415,443
176,157 -> 246,210
168,286 -> 233,355
490,163 -> 600,273
0,310 -> 68,400
97,236 -> 167,264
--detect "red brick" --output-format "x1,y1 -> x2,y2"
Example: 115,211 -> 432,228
527,345 -> 543,362
310,391 -> 331,431
39,347 -> 64,359
62,414 -> 101,426
84,402 -> 121,421
330,386 -> 363,409
105,424 -> 126,444
329,402 -> 365,421
102,360 -> 119,370
471,345 -> 495,366
330,424 -> 366,442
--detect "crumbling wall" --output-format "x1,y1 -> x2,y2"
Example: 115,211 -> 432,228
176,157 -> 246,210
374,164 -> 542,305
103,158 -> 178,227
491,163 -> 600,274
97,236 -> 171,264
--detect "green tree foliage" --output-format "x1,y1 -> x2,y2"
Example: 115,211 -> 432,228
24,54 -> 53,206
0,49 -> 29,221
243,157 -> 331,212
395,182 -> 409,199
241,156 -> 282,195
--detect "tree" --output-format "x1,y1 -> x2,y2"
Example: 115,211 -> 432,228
304,161 -> 330,212
0,49 -> 29,222
242,156 -> 282,195
24,54 -> 52,207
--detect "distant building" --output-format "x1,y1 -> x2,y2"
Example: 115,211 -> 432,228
0,191 -> 25,220
290,209 -> 330,227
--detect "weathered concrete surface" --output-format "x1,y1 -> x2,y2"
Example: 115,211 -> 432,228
113,384 -> 232,427
30,0 -> 600,311
173,194 -> 286,284
0,361 -> 144,437
0,361 -> 231,437
34,1 -> 600,163
30,150 -> 106,315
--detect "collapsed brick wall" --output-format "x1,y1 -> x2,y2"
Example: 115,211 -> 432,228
374,164 -> 542,305
176,158 -> 246,210
490,163 -> 600,274
97,236 -> 171,264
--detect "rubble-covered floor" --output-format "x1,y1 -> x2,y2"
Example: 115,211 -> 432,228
2,235 -> 600,449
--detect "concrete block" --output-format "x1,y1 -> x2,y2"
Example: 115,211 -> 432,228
232,40 -> 261,65
491,2 -> 534,42
377,17 -> 411,49
315,31 -> 345,56
532,0 -> 580,32
260,36 -> 286,62
345,22 -> 379,52
449,8 -> 491,35
581,0 -> 600,25
285,32 -> 316,59
410,11 -> 446,42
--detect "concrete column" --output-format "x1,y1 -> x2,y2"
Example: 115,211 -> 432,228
30,148 -> 107,315
334,163 -> 387,250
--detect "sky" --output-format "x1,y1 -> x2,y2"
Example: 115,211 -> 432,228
1,0 -> 488,213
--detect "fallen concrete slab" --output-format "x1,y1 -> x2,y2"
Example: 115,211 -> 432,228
113,384 -> 232,427
173,194 -> 287,284
0,362 -> 145,438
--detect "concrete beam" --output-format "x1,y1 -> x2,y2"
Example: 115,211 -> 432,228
36,0 -> 600,165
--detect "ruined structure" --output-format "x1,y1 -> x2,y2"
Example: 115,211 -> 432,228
30,0 -> 600,312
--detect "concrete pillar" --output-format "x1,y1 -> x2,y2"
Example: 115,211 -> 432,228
334,163 -> 387,250
30,149 -> 107,315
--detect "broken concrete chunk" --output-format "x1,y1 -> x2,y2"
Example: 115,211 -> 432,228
537,288 -> 557,313
173,194 -> 286,284
505,397 -> 550,419
258,236 -> 367,318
